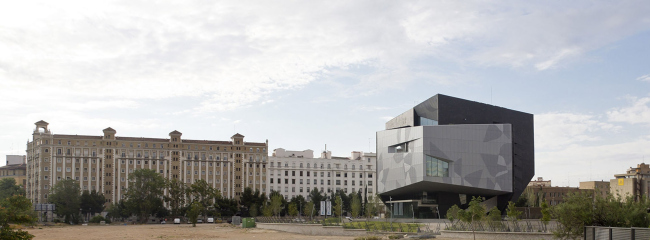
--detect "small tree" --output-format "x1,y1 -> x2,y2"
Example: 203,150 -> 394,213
249,203 -> 258,217
351,194 -> 361,218
459,196 -> 485,240
187,201 -> 201,227
540,201 -> 551,232
364,195 -> 376,218
262,202 -> 273,217
446,204 -> 461,225
288,203 -> 298,217
334,197 -> 343,218
304,201 -> 315,220
270,194 -> 283,217
506,201 -> 521,221
0,195 -> 35,239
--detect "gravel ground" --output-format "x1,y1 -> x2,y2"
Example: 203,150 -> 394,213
25,223 -> 467,240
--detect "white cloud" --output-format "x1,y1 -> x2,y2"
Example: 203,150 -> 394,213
535,112 -> 620,151
536,135 -> 650,186
1,1 -> 649,114
637,74 -> 650,82
607,97 -> 650,124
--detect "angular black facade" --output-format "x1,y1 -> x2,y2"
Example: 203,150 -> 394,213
377,94 -> 534,217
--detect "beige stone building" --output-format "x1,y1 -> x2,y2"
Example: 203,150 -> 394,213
610,163 -> 650,201
579,180 -> 610,199
25,120 -> 268,205
0,155 -> 27,187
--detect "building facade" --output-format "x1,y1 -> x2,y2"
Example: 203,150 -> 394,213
610,163 -> 650,201
267,148 -> 376,201
25,121 -> 268,205
0,155 -> 27,187
376,94 -> 534,218
579,180 -> 610,200
528,177 -> 551,187
524,185 -> 588,206
6,155 -> 26,165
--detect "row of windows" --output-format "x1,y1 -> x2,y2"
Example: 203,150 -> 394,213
273,170 -> 372,178
269,186 -> 374,195
270,178 -> 372,186
270,162 -> 373,170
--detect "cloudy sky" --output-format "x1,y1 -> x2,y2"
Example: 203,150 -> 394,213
1,1 -> 650,187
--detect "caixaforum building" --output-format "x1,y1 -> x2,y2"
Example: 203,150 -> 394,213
377,94 -> 534,218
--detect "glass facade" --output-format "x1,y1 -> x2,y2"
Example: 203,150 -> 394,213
419,117 -> 438,126
425,155 -> 448,177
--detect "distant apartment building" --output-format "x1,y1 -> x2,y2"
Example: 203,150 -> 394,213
579,180 -> 610,199
524,184 -> 588,206
610,163 -> 650,201
6,155 -> 26,165
25,120 -> 268,205
528,177 -> 551,187
0,155 -> 27,187
267,148 -> 376,201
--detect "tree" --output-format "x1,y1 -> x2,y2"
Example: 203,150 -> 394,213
262,202 -> 273,217
334,196 -> 343,218
552,192 -> 593,240
540,201 -> 551,232
0,195 -> 35,239
249,203 -> 258,217
106,200 -> 130,222
187,201 -> 201,227
446,204 -> 461,226
515,194 -> 528,207
308,188 -> 324,214
164,178 -> 187,217
289,195 -> 306,216
0,178 -> 24,200
304,201 -> 315,220
188,179 -> 219,220
459,196 -> 485,240
364,195 -> 375,218
506,201 -> 522,222
124,169 -> 166,223
270,193 -> 283,217
48,179 -> 81,224
288,203 -> 298,217
80,190 -> 106,219
351,193 -> 361,218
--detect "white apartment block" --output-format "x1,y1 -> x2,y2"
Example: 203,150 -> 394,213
267,148 -> 376,200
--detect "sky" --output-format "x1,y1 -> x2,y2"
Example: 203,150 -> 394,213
1,1 -> 649,187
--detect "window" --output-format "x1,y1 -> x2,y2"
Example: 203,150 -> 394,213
425,155 -> 449,177
418,116 -> 438,126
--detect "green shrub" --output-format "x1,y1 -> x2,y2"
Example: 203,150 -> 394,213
354,236 -> 381,240
388,234 -> 404,239
89,215 -> 111,224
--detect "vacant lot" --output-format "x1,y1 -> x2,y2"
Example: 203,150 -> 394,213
28,223 -> 356,240
26,223 -> 468,240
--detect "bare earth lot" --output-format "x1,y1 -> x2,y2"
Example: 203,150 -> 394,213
26,223 -> 466,240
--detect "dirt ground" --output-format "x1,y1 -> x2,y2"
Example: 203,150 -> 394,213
25,223 -> 466,240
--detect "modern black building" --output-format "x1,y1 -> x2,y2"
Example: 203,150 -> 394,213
376,94 -> 534,218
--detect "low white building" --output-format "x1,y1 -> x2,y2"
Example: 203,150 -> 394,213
267,148 -> 376,201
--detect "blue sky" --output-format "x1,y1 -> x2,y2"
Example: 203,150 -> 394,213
1,1 -> 649,187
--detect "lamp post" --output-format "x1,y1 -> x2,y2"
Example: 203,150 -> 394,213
389,196 -> 393,226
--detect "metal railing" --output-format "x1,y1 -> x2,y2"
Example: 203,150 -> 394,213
445,220 -> 557,233
584,226 -> 650,240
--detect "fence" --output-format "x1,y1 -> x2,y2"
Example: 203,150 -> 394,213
254,217 -> 441,234
584,226 -> 650,240
445,220 -> 557,233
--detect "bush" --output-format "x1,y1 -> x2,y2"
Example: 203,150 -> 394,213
354,236 -> 381,240
388,234 -> 404,239
89,216 -> 111,224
